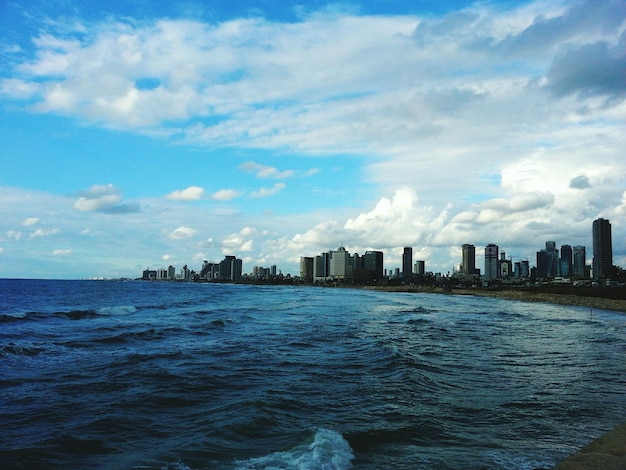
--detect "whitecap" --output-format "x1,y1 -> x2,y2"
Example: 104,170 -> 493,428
96,305 -> 137,316
234,428 -> 354,470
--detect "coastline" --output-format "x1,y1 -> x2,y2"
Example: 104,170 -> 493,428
357,285 -> 626,313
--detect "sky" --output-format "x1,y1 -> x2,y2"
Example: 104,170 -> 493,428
1,0 -> 625,279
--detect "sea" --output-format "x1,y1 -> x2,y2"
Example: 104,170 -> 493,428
1,279 -> 625,470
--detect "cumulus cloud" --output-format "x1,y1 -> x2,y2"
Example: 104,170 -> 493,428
169,226 -> 198,240
222,227 -> 255,253
211,189 -> 242,201
1,2 -> 625,277
250,183 -> 285,198
166,186 -> 205,200
239,162 -> 294,179
73,184 -> 140,213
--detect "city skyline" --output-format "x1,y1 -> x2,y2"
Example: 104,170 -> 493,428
145,217 -> 618,282
1,0 -> 625,279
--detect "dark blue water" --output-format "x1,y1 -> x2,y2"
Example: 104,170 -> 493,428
1,279 -> 625,469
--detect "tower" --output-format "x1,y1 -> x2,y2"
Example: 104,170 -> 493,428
461,244 -> 477,275
573,246 -> 586,278
402,247 -> 413,279
484,244 -> 499,280
592,218 -> 612,279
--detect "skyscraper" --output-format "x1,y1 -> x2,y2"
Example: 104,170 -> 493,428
592,218 -> 612,279
573,246 -> 586,278
364,250 -> 384,282
414,260 -> 425,276
560,244 -> 572,277
402,247 -> 413,279
461,244 -> 478,275
484,244 -> 499,280
545,241 -> 558,277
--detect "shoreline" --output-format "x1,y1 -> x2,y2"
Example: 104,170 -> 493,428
552,422 -> 626,470
356,285 -> 626,313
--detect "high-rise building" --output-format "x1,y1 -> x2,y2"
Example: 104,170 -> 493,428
299,257 -> 314,282
314,253 -> 330,280
592,218 -> 613,279
484,244 -> 499,280
461,244 -> 479,275
545,241 -> 559,276
559,245 -> 572,277
364,250 -> 384,281
414,260 -> 425,276
219,255 -> 242,281
329,246 -> 352,280
573,246 -> 586,278
402,247 -> 413,279
499,252 -> 512,279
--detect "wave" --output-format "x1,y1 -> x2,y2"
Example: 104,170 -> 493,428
61,306 -> 137,320
96,305 -> 137,316
233,428 -> 354,470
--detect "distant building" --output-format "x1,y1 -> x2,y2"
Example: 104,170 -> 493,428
299,257 -> 314,283
484,244 -> 499,280
592,218 -> 612,279
142,269 -> 157,280
514,260 -> 530,278
499,253 -> 512,279
402,247 -> 413,279
363,250 -> 384,282
536,249 -> 551,279
460,244 -> 479,275
314,253 -> 330,281
560,245 -> 572,277
329,246 -> 352,280
572,246 -> 586,278
414,260 -> 425,276
219,255 -> 242,281
545,241 -> 559,277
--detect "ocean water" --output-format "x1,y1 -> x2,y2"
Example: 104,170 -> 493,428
1,279 -> 625,470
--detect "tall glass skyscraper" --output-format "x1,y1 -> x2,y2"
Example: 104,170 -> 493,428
402,247 -> 413,279
592,218 -> 612,279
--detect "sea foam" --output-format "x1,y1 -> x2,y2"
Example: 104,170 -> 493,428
96,305 -> 137,316
234,428 -> 354,469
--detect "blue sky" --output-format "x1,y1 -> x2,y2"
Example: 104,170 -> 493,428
1,0 -> 625,279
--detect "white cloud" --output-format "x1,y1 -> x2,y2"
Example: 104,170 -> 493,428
166,186 -> 205,200
210,189 -> 242,201
1,2 -> 625,277
250,183 -> 285,198
73,184 -> 140,213
222,227 -> 256,253
31,228 -> 60,238
162,254 -> 173,261
7,231 -> 23,241
22,217 -> 39,226
52,249 -> 72,256
169,226 -> 198,240
239,161 -> 294,179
